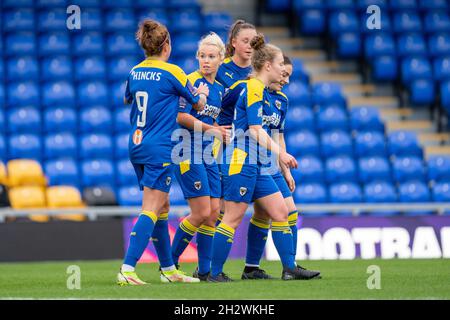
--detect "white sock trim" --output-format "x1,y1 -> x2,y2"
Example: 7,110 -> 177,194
245,263 -> 260,268
121,264 -> 135,272
161,265 -> 176,272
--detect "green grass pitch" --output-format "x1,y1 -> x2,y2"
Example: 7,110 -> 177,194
0,259 -> 449,299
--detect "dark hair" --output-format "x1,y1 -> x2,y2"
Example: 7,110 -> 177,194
136,19 -> 170,57
225,19 -> 256,58
250,33 -> 282,72
283,55 -> 292,66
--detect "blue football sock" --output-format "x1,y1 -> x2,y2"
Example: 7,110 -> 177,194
215,211 -> 224,227
196,225 -> 215,275
245,216 -> 270,267
151,212 -> 174,268
211,222 -> 234,277
171,218 -> 198,265
288,211 -> 299,260
123,211 -> 157,268
271,221 -> 295,270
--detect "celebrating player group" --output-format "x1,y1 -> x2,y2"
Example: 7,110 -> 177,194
117,18 -> 321,286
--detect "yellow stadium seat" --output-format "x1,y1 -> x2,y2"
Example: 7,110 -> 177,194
8,186 -> 49,222
7,159 -> 47,187
46,186 -> 86,222
0,162 -> 6,185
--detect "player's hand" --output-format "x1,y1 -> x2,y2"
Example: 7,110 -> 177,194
280,152 -> 298,169
214,125 -> 232,144
284,171 -> 296,192
196,82 -> 209,98
193,82 -> 209,111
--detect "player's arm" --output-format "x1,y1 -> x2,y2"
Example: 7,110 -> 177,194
123,79 -> 133,105
278,133 -> 296,192
171,70 -> 209,111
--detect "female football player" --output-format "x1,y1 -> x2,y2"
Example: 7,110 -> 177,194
117,19 -> 209,286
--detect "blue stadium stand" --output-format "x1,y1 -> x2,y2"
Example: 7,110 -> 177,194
287,131 -> 320,157
116,159 -> 136,187
81,159 -> 115,188
45,159 -> 80,188
44,133 -> 77,160
79,134 -> 113,159
79,106 -> 113,133
354,131 -> 387,157
325,156 -> 357,184
7,107 -> 41,134
8,134 -> 42,161
294,156 -> 324,183
358,156 -> 392,184
427,155 -> 450,182
118,185 -> 142,206
43,107 -> 77,133
392,156 -> 426,183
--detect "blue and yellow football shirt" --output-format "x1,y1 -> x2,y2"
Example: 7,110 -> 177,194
216,57 -> 252,90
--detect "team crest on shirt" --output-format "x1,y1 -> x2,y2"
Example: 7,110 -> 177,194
239,187 -> 247,196
194,181 -> 202,190
166,176 -> 172,186
132,129 -> 143,145
275,100 -> 282,109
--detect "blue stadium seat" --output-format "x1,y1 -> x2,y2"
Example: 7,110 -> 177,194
78,81 -> 108,107
350,107 -> 385,132
336,32 -> 361,58
80,106 -> 113,133
175,57 -> 198,75
103,0 -> 133,8
2,0 -> 33,8
419,0 -> 448,11
7,57 -> 39,81
114,108 -> 131,133
7,107 -> 41,134
409,79 -> 435,105
293,183 -> 328,208
38,9 -> 67,31
0,111 -> 4,134
118,186 -> 142,206
172,34 -> 199,59
8,82 -> 40,107
116,159 -> 136,186
357,0 -> 387,10
298,10 -> 326,35
326,0 -> 354,10
388,131 -> 423,157
358,156 -> 391,183
0,136 -> 5,161
81,159 -> 115,188
44,107 -> 77,133
312,82 -> 345,106
107,32 -> 140,56
284,106 -> 315,132
80,9 -> 102,31
37,0 -> 67,7
265,0 -> 290,11
203,12 -> 233,33
329,10 -> 359,36
364,181 -> 399,216
317,104 -> 349,132
389,0 -> 418,11
6,33 -> 36,56
432,182 -> 450,202
41,56 -> 73,81
44,133 -> 77,160
294,156 -> 324,183
45,159 -> 80,188
169,0 -> 201,10
42,81 -> 75,108
393,156 -> 426,183
171,10 -> 202,33
329,182 -> 363,204
39,32 -> 70,56
434,57 -> 450,82
105,9 -> 135,31
286,131 -> 320,157
429,33 -> 450,58
80,134 -> 113,159
290,59 -> 310,83
373,56 -> 399,81
75,57 -> 106,81
0,85 -> 4,109
110,81 -> 127,107
3,9 -> 34,31
115,134 -> 129,159
393,11 -> 422,33
355,131 -> 387,157
397,33 -> 427,57
401,57 -> 432,84
441,80 -> 450,111
283,81 -> 311,106
293,0 -> 324,10
365,33 -> 396,58
137,9 -> 170,26
320,130 -> 353,158
108,56 -> 139,80
135,0 -> 167,9
8,134 -> 42,160
71,0 -> 101,7
325,156 -> 356,184
169,181 -> 187,206
424,11 -> 450,33
398,181 -> 431,203
427,155 -> 450,182
0,60 -> 3,80
73,32 -> 104,56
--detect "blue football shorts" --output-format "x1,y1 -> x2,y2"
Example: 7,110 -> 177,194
132,162 -> 174,193
175,161 -> 221,199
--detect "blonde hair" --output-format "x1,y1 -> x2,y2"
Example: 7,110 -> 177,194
250,33 -> 282,72
197,32 -> 226,60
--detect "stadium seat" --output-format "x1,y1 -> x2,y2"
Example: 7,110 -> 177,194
45,159 -> 80,187
357,0 -> 387,10
0,111 -> 3,133
389,0 -> 417,11
73,32 -> 104,56
135,0 -> 167,8
46,186 -> 86,222
79,106 -> 113,133
0,162 -> 7,186
80,9 -> 102,31
77,81 -> 108,107
0,136 -> 5,161
37,0 -> 67,8
83,186 -> 118,206
365,33 -> 396,59
169,182 -> 187,206
75,57 -> 106,81
114,108 -> 131,133
42,81 -> 76,108
172,34 -> 200,59
105,9 -> 135,31
320,130 -> 353,158
118,185 -> 142,206
363,181 -> 399,216
329,182 -> 363,204
7,159 -> 46,187
294,156 -> 324,183
284,106 -> 315,132
392,156 -> 426,183
8,135 -> 42,161
286,131 -> 320,157
358,156 -> 391,183
137,9 -> 170,26
293,183 -> 328,210
5,32 -> 35,57
401,57 -> 433,84
38,32 -> 70,56
116,159 -> 136,186
3,9 -> 34,31
108,56 -> 139,80
171,10 -> 202,33
41,56 -> 73,81
81,159 -> 115,188
355,131 -> 387,157
441,80 -> 450,111
372,56 -> 399,81
312,82 -> 345,106
115,134 -> 129,159
290,58 -> 310,83
393,11 -> 422,33
110,81 -> 128,107
175,57 -> 198,75
38,8 -> 66,31
433,57 -> 450,82
419,0 -> 448,11
0,85 -> 4,109
107,32 -> 140,56
298,10 -> 326,35
7,107 -> 41,134
329,10 -> 359,36
8,186 -> 46,209
325,156 -> 357,184
316,104 -> 349,132
427,155 -> 450,182
397,33 -> 427,58
80,134 -> 113,159
388,131 -> 423,157
432,182 -> 450,202
44,133 -> 77,160
7,56 -> 39,81
0,183 -> 10,207
424,11 -> 450,33
283,81 -> 311,106
429,33 -> 450,58
44,107 -> 77,133
203,12 -> 233,34
336,32 -> 361,58
8,81 -> 40,107
350,107 -> 385,132
398,181 -> 431,204
2,0 -> 33,7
